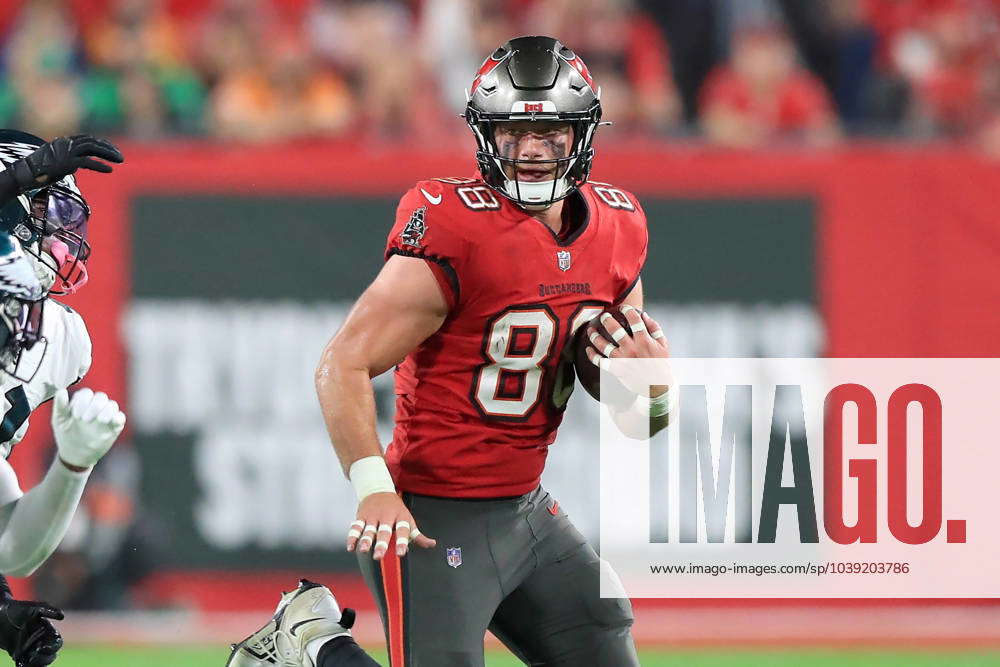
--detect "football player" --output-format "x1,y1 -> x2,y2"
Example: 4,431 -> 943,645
0,130 -> 126,667
231,36 -> 671,667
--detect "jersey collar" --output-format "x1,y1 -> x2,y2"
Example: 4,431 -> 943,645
502,187 -> 591,248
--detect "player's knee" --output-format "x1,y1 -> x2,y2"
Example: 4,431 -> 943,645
560,598 -> 636,667
591,594 -> 634,630
589,557 -> 633,629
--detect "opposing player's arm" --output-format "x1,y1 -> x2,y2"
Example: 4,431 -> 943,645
0,459 -> 89,577
0,389 -> 124,577
315,254 -> 445,559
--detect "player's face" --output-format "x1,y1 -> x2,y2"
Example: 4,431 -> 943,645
25,188 -> 91,294
493,121 -> 574,182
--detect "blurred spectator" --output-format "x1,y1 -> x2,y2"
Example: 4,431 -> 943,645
639,0 -> 722,128
418,0 -> 479,116
83,0 -> 205,137
305,0 -> 415,139
209,26 -> 352,142
418,0 -> 517,120
196,0 -> 274,85
701,25 -> 841,148
416,0 -> 518,145
527,0 -> 681,135
886,1 -> 1000,139
978,54 -> 1000,157
823,0 -> 907,132
202,0 -> 352,141
773,0 -> 886,132
3,0 -> 84,137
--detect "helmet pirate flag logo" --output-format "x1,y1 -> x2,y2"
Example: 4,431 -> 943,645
400,206 -> 427,248
556,250 -> 571,271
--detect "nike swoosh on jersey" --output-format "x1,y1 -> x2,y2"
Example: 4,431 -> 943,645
420,188 -> 442,205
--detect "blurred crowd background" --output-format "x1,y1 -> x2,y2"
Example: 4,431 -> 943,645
1,0 -> 999,154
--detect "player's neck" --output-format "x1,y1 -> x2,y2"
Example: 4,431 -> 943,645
526,198 -> 565,235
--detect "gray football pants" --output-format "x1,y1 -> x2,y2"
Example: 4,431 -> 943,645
357,486 -> 638,666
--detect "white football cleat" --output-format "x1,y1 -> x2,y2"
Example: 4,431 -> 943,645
226,586 -> 303,666
226,579 -> 355,667
226,613 -> 282,666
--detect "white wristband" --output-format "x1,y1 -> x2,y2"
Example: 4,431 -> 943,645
348,456 -> 396,502
632,386 -> 677,421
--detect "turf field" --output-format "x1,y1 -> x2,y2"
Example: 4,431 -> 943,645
55,646 -> 1000,666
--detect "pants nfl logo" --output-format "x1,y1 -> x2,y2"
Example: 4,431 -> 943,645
446,547 -> 462,568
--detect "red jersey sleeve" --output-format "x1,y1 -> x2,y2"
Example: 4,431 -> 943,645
608,186 -> 649,303
385,182 -> 467,310
631,199 -> 649,298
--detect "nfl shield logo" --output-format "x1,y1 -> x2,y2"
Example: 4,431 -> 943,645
446,547 -> 463,568
556,250 -> 572,272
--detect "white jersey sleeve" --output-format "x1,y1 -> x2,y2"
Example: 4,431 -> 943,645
0,458 -> 22,506
29,300 -> 93,397
0,300 -> 92,455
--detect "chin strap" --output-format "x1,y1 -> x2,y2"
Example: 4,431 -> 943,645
45,239 -> 88,295
502,177 -> 573,205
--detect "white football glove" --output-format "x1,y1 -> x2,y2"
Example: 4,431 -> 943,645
52,388 -> 126,469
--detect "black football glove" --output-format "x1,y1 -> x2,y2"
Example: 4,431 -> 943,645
0,597 -> 64,667
8,134 -> 124,192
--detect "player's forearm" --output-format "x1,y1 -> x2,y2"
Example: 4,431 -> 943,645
0,459 -> 89,577
646,384 -> 670,437
609,386 -> 675,439
609,409 -> 670,440
315,348 -> 385,476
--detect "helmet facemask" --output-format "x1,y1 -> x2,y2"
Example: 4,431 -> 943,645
467,108 -> 601,208
14,184 -> 91,296
0,297 -> 46,383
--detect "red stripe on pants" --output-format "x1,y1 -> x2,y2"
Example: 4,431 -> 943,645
380,539 -> 405,666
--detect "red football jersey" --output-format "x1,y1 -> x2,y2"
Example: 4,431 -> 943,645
384,177 -> 647,497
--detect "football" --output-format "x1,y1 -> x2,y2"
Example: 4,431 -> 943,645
572,305 -> 635,409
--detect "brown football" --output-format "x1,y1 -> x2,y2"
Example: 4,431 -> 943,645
572,306 -> 635,409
